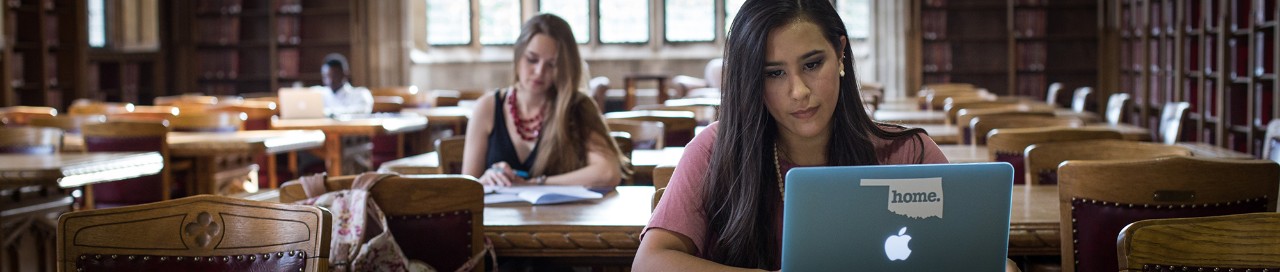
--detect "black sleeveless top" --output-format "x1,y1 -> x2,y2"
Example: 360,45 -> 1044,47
485,89 -> 539,173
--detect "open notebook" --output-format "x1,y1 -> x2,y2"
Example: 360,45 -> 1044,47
483,185 -> 611,205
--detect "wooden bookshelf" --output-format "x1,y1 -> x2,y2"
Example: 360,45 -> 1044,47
87,52 -> 163,104
0,0 -> 88,109
1112,0 -> 1277,157
915,0 -> 1100,103
166,0 -> 361,97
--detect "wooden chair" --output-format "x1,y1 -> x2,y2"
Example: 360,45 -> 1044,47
111,105 -> 180,122
1117,212 -> 1280,271
167,112 -> 245,132
81,121 -> 174,209
0,127 -> 62,154
946,99 -> 1052,125
606,119 -> 665,150
213,101 -> 278,130
372,96 -> 405,113
434,136 -> 466,175
1,106 -> 57,126
370,96 -> 406,169
154,94 -> 220,106
1057,156 -> 1279,272
649,165 -> 677,210
604,110 -> 697,147
1264,119 -> 1280,162
985,127 -> 1123,184
1070,87 -> 1092,113
611,131 -> 633,160
57,195 -> 331,272
29,115 -> 107,135
433,90 -> 463,107
590,76 -> 612,112
1025,139 -> 1190,185
1045,82 -> 1063,106
963,111 -> 1066,145
371,86 -> 432,108
278,175 -> 485,271
1104,93 -> 1131,125
1158,102 -> 1192,145
69,101 -> 133,116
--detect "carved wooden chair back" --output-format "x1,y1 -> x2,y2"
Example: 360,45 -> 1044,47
605,110 -> 697,147
1057,156 -> 1279,272
985,127 -> 1123,184
434,136 -> 467,175
1117,212 -> 1280,271
1024,139 -> 1190,185
57,195 -> 331,272
606,119 -> 666,150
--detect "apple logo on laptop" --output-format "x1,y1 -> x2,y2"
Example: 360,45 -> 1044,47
884,227 -> 912,261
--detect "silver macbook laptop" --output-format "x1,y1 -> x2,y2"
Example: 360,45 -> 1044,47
277,87 -> 327,119
782,162 -> 1013,271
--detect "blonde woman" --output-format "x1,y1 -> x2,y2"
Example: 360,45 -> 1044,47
462,14 -> 629,187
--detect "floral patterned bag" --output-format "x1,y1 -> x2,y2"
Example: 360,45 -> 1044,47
295,173 -> 435,272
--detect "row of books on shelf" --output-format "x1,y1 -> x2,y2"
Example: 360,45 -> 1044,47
1016,42 -> 1046,71
1012,10 -> 1046,38
1015,75 -> 1046,96
13,15 -> 60,46
920,11 -> 947,40
1012,0 -> 1051,6
196,0 -> 301,14
196,49 -> 302,79
194,17 -> 302,45
6,0 -> 53,10
7,52 -> 59,88
922,43 -> 952,72
197,51 -> 240,79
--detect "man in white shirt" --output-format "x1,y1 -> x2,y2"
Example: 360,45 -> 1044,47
316,53 -> 373,116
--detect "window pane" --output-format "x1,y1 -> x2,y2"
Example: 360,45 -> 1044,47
539,0 -> 589,44
665,0 -> 713,42
88,0 -> 106,47
480,0 -> 520,45
599,0 -> 648,43
725,0 -> 746,35
426,0 -> 470,45
837,0 -> 871,39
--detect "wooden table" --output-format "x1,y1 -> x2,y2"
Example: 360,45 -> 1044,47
624,74 -> 670,110
480,185 -> 1062,261
939,144 -> 990,163
378,151 -> 441,175
1086,123 -> 1154,141
911,124 -> 960,145
1,152 -> 165,272
401,106 -> 472,154
65,130 -> 327,194
272,116 -> 427,176
663,97 -> 720,107
631,147 -> 685,185
874,110 -> 948,125
1176,142 -> 1257,159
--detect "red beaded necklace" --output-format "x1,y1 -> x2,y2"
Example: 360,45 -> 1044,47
508,89 -> 546,142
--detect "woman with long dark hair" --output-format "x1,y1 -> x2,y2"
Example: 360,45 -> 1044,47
634,0 -> 947,270
462,14 -> 629,187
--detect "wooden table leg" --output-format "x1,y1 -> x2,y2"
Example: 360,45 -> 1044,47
267,154 -> 279,188
325,133 -> 343,176
625,78 -> 637,110
1,186 -> 71,272
657,80 -> 668,105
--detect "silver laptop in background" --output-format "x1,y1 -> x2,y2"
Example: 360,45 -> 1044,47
277,87 -> 327,119
782,162 -> 1013,271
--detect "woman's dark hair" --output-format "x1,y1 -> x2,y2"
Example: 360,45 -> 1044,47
702,0 -> 925,268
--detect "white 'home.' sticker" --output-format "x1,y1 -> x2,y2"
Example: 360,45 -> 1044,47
859,177 -> 944,219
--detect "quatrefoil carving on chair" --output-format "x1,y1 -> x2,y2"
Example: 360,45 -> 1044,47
184,212 -> 222,247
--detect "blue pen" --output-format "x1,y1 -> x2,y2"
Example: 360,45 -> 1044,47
514,170 -> 530,179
